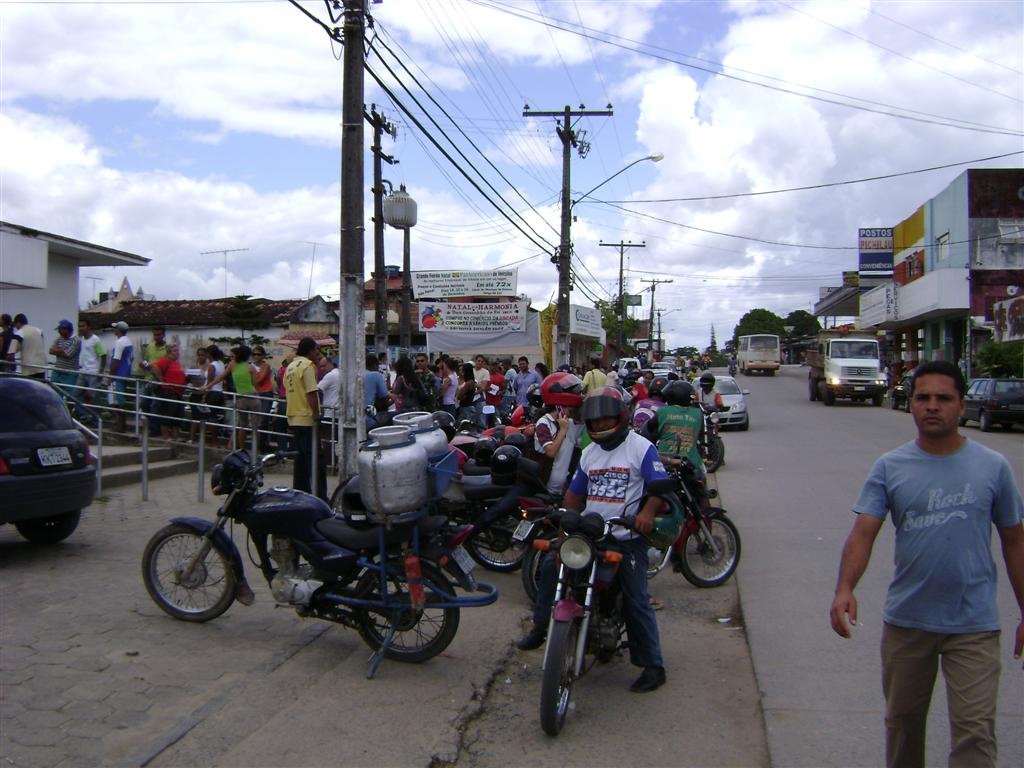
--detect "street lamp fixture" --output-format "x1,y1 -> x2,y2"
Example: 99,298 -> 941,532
572,152 -> 664,209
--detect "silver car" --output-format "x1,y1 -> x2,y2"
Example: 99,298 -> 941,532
714,375 -> 750,431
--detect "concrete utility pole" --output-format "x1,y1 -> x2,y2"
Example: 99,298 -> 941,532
367,106 -> 397,357
641,277 -> 672,353
338,0 -> 367,481
600,239 -> 645,353
523,104 -> 612,367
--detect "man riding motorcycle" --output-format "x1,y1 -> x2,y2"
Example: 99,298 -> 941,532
643,380 -> 711,512
697,372 -> 723,410
516,386 -> 669,693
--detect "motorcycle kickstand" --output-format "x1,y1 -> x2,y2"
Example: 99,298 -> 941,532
366,625 -> 398,679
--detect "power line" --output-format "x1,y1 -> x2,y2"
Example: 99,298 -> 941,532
599,151 -> 1024,203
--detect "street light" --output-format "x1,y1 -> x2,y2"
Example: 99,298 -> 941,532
555,152 -> 663,367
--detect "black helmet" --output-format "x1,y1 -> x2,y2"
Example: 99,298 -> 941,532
663,380 -> 695,407
490,445 -> 521,485
211,449 -> 251,495
699,372 -> 715,389
432,410 -> 456,441
502,432 -> 530,452
527,382 -> 544,408
580,386 -> 630,450
473,437 -> 499,467
649,375 -> 670,398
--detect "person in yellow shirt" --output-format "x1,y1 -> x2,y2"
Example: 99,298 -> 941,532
285,337 -> 326,500
582,356 -> 608,394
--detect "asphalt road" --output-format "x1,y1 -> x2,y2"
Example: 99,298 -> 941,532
724,364 -> 1023,768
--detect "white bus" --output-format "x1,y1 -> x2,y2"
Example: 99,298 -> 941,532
737,334 -> 781,376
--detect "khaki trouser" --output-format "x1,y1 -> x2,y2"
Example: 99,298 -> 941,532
881,623 -> 1001,768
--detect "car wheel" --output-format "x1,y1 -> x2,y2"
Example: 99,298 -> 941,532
14,511 -> 81,545
738,416 -> 749,431
979,410 -> 993,432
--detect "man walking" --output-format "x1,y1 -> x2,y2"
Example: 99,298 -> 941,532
514,356 -> 541,407
13,314 -> 46,379
107,321 -> 134,432
285,338 -> 326,500
76,318 -> 106,407
830,360 -> 1024,768
582,356 -> 607,394
49,319 -> 81,399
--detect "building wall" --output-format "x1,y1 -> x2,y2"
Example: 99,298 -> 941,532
928,171 -> 969,271
0,253 -> 80,351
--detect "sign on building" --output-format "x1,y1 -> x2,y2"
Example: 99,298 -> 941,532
412,269 -> 517,298
418,301 -> 527,333
569,304 -> 604,339
858,227 -> 894,274
993,295 -> 1024,342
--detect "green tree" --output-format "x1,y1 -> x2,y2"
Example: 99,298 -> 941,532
707,325 -> 718,354
732,308 -> 786,347
975,340 -> 1024,377
784,309 -> 822,338
595,298 -> 640,354
221,294 -> 268,343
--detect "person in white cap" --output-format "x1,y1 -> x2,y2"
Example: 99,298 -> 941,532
107,321 -> 134,431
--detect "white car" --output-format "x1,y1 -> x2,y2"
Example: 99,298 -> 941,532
714,375 -> 750,431
651,361 -> 676,375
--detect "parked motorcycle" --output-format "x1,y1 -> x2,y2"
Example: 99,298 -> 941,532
699,403 -> 726,473
533,478 -> 679,736
645,456 -> 740,587
141,449 -> 497,677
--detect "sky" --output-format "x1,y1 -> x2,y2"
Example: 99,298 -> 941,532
1,0 -> 1022,350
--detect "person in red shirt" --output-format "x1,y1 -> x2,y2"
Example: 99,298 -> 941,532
151,344 -> 188,440
485,361 -> 506,427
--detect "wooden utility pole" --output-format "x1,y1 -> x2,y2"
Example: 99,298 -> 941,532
523,105 -> 612,366
599,239 -> 644,353
338,0 -> 367,480
641,277 -> 672,353
366,106 -> 397,357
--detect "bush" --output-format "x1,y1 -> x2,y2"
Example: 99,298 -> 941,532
975,340 -> 1024,378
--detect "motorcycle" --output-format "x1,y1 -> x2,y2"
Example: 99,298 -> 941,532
141,450 -> 497,677
533,478 -> 679,736
699,403 -> 726,473
645,456 -> 741,587
728,361 -> 738,377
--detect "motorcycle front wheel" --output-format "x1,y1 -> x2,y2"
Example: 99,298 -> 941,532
539,619 -> 580,737
465,514 -> 527,572
354,560 -> 460,663
678,513 -> 741,588
141,524 -> 237,622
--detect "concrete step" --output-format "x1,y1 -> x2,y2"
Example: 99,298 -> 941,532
101,457 -> 199,489
95,444 -> 176,468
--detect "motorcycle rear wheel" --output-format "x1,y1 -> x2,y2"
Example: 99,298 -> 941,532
465,514 -> 527,572
678,513 -> 741,588
539,619 -> 580,737
354,560 -> 460,663
141,524 -> 236,622
704,437 -> 724,473
520,545 -> 546,601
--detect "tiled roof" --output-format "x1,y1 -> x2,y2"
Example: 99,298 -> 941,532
81,298 -> 312,328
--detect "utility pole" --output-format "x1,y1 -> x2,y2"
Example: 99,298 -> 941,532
366,105 -> 397,358
200,247 -> 249,297
524,104 -> 612,367
656,309 -> 664,352
338,0 -> 367,480
599,240 -> 644,354
641,277 -> 672,354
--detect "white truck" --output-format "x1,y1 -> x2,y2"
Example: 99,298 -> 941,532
806,331 -> 887,406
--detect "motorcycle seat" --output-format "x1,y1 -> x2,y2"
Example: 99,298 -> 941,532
461,460 -> 491,477
463,483 -> 510,501
315,515 -> 448,550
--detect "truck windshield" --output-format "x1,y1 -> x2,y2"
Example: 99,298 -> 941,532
830,341 -> 878,359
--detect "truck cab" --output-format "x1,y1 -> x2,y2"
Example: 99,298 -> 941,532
806,334 -> 887,406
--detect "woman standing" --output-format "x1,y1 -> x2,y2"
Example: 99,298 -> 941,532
456,361 -> 480,427
391,355 -> 426,413
251,345 -> 275,450
206,345 -> 258,449
438,357 -> 459,417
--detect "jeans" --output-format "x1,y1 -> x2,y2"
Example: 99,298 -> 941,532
291,425 -> 327,501
881,623 -> 1000,768
532,535 -> 663,669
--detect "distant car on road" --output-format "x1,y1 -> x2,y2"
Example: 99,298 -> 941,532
1,375 -> 95,543
713,375 -> 750,431
651,360 -> 675,375
961,377 -> 1024,432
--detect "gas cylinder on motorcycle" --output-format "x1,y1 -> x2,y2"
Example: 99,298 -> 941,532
358,425 -> 428,517
392,411 -> 449,458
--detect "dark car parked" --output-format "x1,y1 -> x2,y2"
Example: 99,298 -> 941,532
889,374 -> 912,412
0,375 -> 95,543
961,377 -> 1024,432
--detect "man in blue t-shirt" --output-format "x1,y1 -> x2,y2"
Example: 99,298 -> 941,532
830,361 -> 1024,768
364,353 -> 391,430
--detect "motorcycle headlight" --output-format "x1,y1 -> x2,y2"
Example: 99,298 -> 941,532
709,411 -> 720,424
559,535 -> 594,571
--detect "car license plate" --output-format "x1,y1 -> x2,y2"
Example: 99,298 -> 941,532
512,519 -> 535,542
853,386 -> 865,391
450,545 -> 475,574
37,446 -> 72,467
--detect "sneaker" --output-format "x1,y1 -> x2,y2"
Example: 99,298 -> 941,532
514,625 -> 547,651
629,666 -> 666,693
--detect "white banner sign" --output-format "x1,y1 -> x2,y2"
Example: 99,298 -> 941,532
569,304 -> 604,338
412,269 -> 517,298
419,301 -> 527,333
